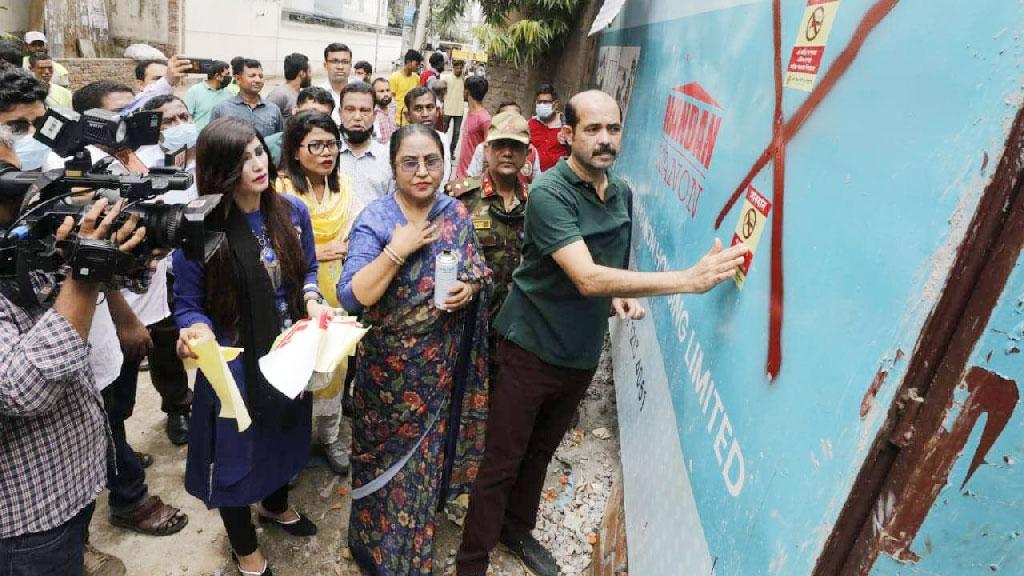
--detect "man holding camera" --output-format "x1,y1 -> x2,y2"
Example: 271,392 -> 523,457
61,82 -> 190,540
0,119 -> 148,575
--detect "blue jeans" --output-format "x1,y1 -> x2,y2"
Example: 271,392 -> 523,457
0,502 -> 94,576
102,359 -> 149,511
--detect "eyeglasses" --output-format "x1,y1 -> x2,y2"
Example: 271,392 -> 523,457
327,59 -> 351,66
397,155 -> 444,174
302,140 -> 341,155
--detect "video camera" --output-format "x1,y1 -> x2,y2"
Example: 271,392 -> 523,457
0,106 -> 224,299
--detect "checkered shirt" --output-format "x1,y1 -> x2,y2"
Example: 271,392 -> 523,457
0,273 -> 108,538
376,101 -> 399,144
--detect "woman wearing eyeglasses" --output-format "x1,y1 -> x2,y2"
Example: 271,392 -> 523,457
338,124 -> 492,575
173,117 -> 331,576
276,111 -> 364,475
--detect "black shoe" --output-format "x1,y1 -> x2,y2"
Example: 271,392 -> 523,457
257,510 -> 318,537
231,552 -> 273,576
166,411 -> 189,446
501,534 -> 559,576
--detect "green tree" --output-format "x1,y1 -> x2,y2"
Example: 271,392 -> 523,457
435,0 -> 586,66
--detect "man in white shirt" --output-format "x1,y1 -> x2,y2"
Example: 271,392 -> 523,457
403,86 -> 451,190
133,95 -> 200,446
338,82 -> 394,206
320,42 -> 353,125
67,83 -> 191,540
123,55 -> 191,114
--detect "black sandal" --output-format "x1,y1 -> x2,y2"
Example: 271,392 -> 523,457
256,508 -> 317,537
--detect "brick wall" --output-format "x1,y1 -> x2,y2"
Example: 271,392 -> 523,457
63,59 -> 137,92
483,60 -> 550,115
167,0 -> 181,55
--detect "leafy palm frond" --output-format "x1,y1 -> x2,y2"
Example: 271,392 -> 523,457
440,0 -> 585,64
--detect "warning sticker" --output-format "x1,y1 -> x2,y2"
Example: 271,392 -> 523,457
784,0 -> 841,92
731,184 -> 772,288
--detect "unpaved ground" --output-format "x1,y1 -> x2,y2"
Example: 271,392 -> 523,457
92,347 -> 620,576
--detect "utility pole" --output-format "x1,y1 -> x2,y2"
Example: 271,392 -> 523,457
412,0 -> 431,51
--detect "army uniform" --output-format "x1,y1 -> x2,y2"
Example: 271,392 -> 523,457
451,174 -> 528,325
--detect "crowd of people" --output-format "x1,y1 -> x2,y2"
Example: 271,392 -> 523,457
0,31 -> 749,576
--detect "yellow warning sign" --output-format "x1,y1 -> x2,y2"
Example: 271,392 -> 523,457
731,184 -> 772,288
452,49 -> 489,63
784,0 -> 841,92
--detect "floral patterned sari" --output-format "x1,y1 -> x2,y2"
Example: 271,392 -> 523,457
339,193 -> 491,575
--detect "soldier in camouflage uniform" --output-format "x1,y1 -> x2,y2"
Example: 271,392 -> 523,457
451,110 -> 532,337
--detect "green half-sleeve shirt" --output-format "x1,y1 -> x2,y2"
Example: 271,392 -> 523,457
494,158 -> 632,370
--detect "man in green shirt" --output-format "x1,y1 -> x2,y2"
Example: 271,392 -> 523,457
183,60 -> 232,131
456,90 -> 749,576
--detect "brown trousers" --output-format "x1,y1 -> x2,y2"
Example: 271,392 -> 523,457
456,339 -> 595,575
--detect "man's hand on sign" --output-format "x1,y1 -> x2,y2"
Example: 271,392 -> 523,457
612,298 -> 645,320
687,238 -> 749,293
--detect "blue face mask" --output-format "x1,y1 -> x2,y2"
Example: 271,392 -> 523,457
15,134 -> 51,171
161,123 -> 199,153
535,103 -> 555,120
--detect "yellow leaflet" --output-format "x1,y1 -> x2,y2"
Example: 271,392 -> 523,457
183,338 -> 251,432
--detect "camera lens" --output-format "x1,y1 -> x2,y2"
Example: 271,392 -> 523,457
126,204 -> 184,250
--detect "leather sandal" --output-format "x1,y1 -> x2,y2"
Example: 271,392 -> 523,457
134,451 -> 154,468
110,495 -> 188,536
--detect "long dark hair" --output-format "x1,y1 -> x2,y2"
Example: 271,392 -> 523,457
279,110 -> 341,195
196,117 -> 306,333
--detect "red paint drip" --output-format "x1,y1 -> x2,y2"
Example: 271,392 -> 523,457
713,0 -> 901,378
960,367 -> 1020,489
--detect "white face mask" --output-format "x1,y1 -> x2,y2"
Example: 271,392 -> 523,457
535,103 -> 555,120
161,123 -> 199,153
14,134 -> 51,171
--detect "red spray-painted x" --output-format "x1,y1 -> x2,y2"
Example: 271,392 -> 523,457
714,0 -> 901,379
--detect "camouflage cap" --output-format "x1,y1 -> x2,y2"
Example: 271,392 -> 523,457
486,110 -> 530,145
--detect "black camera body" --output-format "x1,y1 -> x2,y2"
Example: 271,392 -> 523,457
0,107 -> 224,299
34,105 -> 162,157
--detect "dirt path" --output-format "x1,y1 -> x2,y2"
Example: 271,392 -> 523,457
91,346 -> 620,576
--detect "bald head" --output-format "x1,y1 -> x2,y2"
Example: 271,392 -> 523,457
561,90 -> 623,175
565,90 -> 621,129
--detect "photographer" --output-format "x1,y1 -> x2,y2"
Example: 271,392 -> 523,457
65,81 -> 190,538
122,94 -> 198,445
0,68 -> 48,171
0,122 -> 149,575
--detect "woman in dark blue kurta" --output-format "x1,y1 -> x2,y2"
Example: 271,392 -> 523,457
173,118 -> 332,576
338,125 -> 492,575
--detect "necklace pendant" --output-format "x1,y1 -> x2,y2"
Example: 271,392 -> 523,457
261,246 -> 282,290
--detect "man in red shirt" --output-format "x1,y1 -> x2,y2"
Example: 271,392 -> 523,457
456,75 -> 491,179
419,52 -> 445,86
528,83 -> 570,172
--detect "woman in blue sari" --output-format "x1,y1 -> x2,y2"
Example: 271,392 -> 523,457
174,117 -> 332,576
338,124 -> 492,575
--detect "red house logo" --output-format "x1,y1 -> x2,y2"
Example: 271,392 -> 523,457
656,82 -> 724,219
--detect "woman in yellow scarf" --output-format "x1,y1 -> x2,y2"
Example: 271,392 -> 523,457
277,110 -> 364,476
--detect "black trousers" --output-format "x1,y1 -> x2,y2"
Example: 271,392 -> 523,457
148,280 -> 191,414
218,484 -> 289,556
456,340 -> 595,575
445,114 -> 464,157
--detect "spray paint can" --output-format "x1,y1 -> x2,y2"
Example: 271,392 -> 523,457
434,249 -> 458,310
